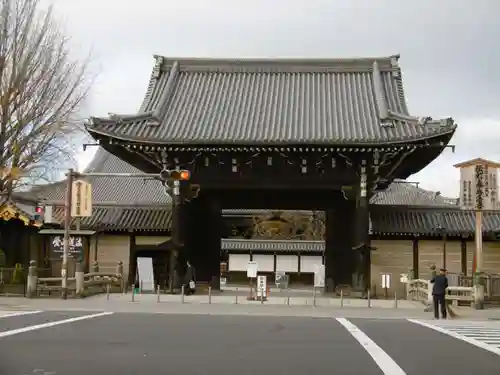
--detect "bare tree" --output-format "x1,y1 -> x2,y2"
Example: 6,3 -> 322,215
0,0 -> 92,206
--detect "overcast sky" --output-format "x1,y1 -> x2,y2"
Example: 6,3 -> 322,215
44,0 -> 500,197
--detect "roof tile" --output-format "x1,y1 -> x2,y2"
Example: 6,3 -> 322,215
88,56 -> 455,145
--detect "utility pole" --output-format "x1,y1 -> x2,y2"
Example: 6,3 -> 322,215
61,169 -> 74,299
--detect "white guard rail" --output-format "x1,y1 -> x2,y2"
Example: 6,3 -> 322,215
406,279 -> 475,307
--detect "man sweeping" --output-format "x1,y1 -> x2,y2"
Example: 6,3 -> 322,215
430,268 -> 449,319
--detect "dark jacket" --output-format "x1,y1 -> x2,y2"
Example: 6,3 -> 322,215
431,274 -> 448,295
184,265 -> 196,284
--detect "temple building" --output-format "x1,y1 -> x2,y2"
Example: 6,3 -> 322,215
8,55 -> 500,297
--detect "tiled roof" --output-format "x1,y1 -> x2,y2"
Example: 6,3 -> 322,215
52,206 -> 171,232
48,203 -> 500,236
372,208 -> 500,236
370,180 -> 458,207
53,206 -> 110,228
32,148 -> 457,209
32,148 -> 171,204
99,207 -> 171,231
221,239 -> 324,252
88,55 -> 456,145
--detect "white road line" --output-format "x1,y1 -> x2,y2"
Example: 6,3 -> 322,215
408,319 -> 500,356
335,318 -> 406,375
0,310 -> 42,319
0,312 -> 113,338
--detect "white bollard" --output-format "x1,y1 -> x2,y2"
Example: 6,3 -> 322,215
394,292 -> 398,308
131,287 -> 135,302
340,290 -> 344,307
208,286 -> 212,304
181,285 -> 185,304
157,285 -> 161,303
367,290 -> 371,308
106,284 -> 110,300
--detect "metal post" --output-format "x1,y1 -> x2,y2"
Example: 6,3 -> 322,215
235,287 -> 238,304
61,169 -> 74,300
312,286 -> 316,308
106,284 -> 110,300
208,286 -> 212,304
131,288 -> 135,302
181,284 -> 185,304
367,289 -> 371,308
157,285 -> 160,303
394,292 -> 398,308
287,288 -> 290,306
140,280 -> 143,295
340,290 -> 344,307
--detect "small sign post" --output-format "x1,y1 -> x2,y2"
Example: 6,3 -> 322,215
400,273 -> 408,298
381,273 -> 391,299
275,271 -> 288,290
314,265 -> 325,288
257,275 -> 267,301
247,261 -> 258,300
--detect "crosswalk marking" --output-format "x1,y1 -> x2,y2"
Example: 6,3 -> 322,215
335,318 -> 407,375
0,312 -> 113,338
0,310 -> 41,319
408,319 -> 500,356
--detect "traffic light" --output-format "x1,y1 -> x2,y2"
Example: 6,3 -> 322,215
159,169 -> 191,181
34,205 -> 44,221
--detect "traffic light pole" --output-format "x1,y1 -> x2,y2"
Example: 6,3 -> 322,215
61,169 -> 74,299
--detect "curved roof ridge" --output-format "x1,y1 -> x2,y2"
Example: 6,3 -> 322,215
371,60 -> 456,133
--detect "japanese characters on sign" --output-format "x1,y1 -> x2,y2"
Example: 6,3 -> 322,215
257,275 -> 267,298
50,235 -> 84,258
71,179 -> 93,217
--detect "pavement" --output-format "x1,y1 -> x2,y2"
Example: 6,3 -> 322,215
1,310 -> 500,374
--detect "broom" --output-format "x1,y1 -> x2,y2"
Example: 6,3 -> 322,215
446,297 -> 459,318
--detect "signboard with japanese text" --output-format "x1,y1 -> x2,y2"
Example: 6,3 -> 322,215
257,275 -> 267,298
71,179 -> 93,217
247,261 -> 258,278
314,265 -> 325,287
49,235 -> 84,259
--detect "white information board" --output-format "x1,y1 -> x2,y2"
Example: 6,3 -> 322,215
137,257 -> 155,292
400,273 -> 408,283
247,261 -> 258,278
257,275 -> 267,298
381,273 -> 391,289
314,265 -> 325,287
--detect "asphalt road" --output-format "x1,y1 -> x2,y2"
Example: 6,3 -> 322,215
1,311 -> 500,375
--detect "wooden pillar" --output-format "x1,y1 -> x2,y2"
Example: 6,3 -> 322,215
352,160 -> 370,293
184,191 -> 221,290
412,237 -> 419,279
325,203 -> 355,291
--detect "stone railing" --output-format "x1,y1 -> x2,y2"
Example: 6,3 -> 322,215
406,278 -> 476,308
26,260 -> 124,298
